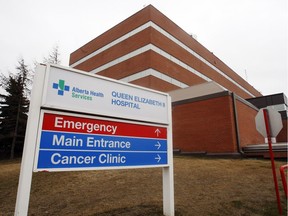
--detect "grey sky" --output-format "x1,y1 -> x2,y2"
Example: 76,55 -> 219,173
0,0 -> 287,96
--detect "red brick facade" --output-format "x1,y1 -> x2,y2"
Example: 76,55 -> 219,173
69,5 -> 274,155
277,119 -> 287,142
70,5 -> 261,99
235,98 -> 264,147
172,93 -> 264,154
172,94 -> 237,153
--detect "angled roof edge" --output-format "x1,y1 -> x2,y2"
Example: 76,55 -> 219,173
168,81 -> 226,102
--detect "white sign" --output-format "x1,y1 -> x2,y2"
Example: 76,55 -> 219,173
42,65 -> 169,124
15,64 -> 174,216
255,107 -> 283,138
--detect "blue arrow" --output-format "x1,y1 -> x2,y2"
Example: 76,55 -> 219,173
155,154 -> 161,163
155,141 -> 161,149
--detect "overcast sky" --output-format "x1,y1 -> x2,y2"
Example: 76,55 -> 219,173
0,0 -> 287,96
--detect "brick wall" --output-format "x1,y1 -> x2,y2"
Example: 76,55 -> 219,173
172,94 -> 238,153
277,119 -> 287,142
130,75 -> 180,92
235,98 -> 264,147
70,5 -> 262,99
172,93 -> 269,154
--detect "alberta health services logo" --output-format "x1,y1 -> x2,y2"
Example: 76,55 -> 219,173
52,79 -> 70,96
52,79 -> 104,101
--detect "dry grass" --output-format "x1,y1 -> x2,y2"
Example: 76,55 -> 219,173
0,156 -> 287,215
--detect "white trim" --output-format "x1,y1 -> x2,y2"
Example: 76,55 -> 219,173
90,44 -> 151,74
71,21 -> 255,97
90,44 -> 212,82
70,22 -> 153,68
150,22 -> 255,97
120,68 -> 189,88
120,69 -> 229,92
89,44 -> 233,92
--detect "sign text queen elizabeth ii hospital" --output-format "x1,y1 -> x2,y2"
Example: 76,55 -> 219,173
15,64 -> 174,216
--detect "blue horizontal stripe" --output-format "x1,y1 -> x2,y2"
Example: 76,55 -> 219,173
37,150 -> 167,169
39,131 -> 167,152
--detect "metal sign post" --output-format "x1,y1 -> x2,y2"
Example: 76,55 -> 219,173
256,108 -> 283,215
262,109 -> 282,215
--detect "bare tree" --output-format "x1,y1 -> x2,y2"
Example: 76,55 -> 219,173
43,45 -> 61,64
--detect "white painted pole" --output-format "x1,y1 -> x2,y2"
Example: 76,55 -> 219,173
162,96 -> 174,216
162,166 -> 175,216
14,65 -> 47,216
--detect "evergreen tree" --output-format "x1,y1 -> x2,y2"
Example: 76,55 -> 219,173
0,59 -> 30,159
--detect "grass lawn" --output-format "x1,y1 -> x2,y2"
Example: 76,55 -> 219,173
0,156 -> 287,215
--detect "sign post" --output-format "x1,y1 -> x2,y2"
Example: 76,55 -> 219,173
14,65 -> 46,216
255,107 -> 283,215
15,64 -> 174,216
